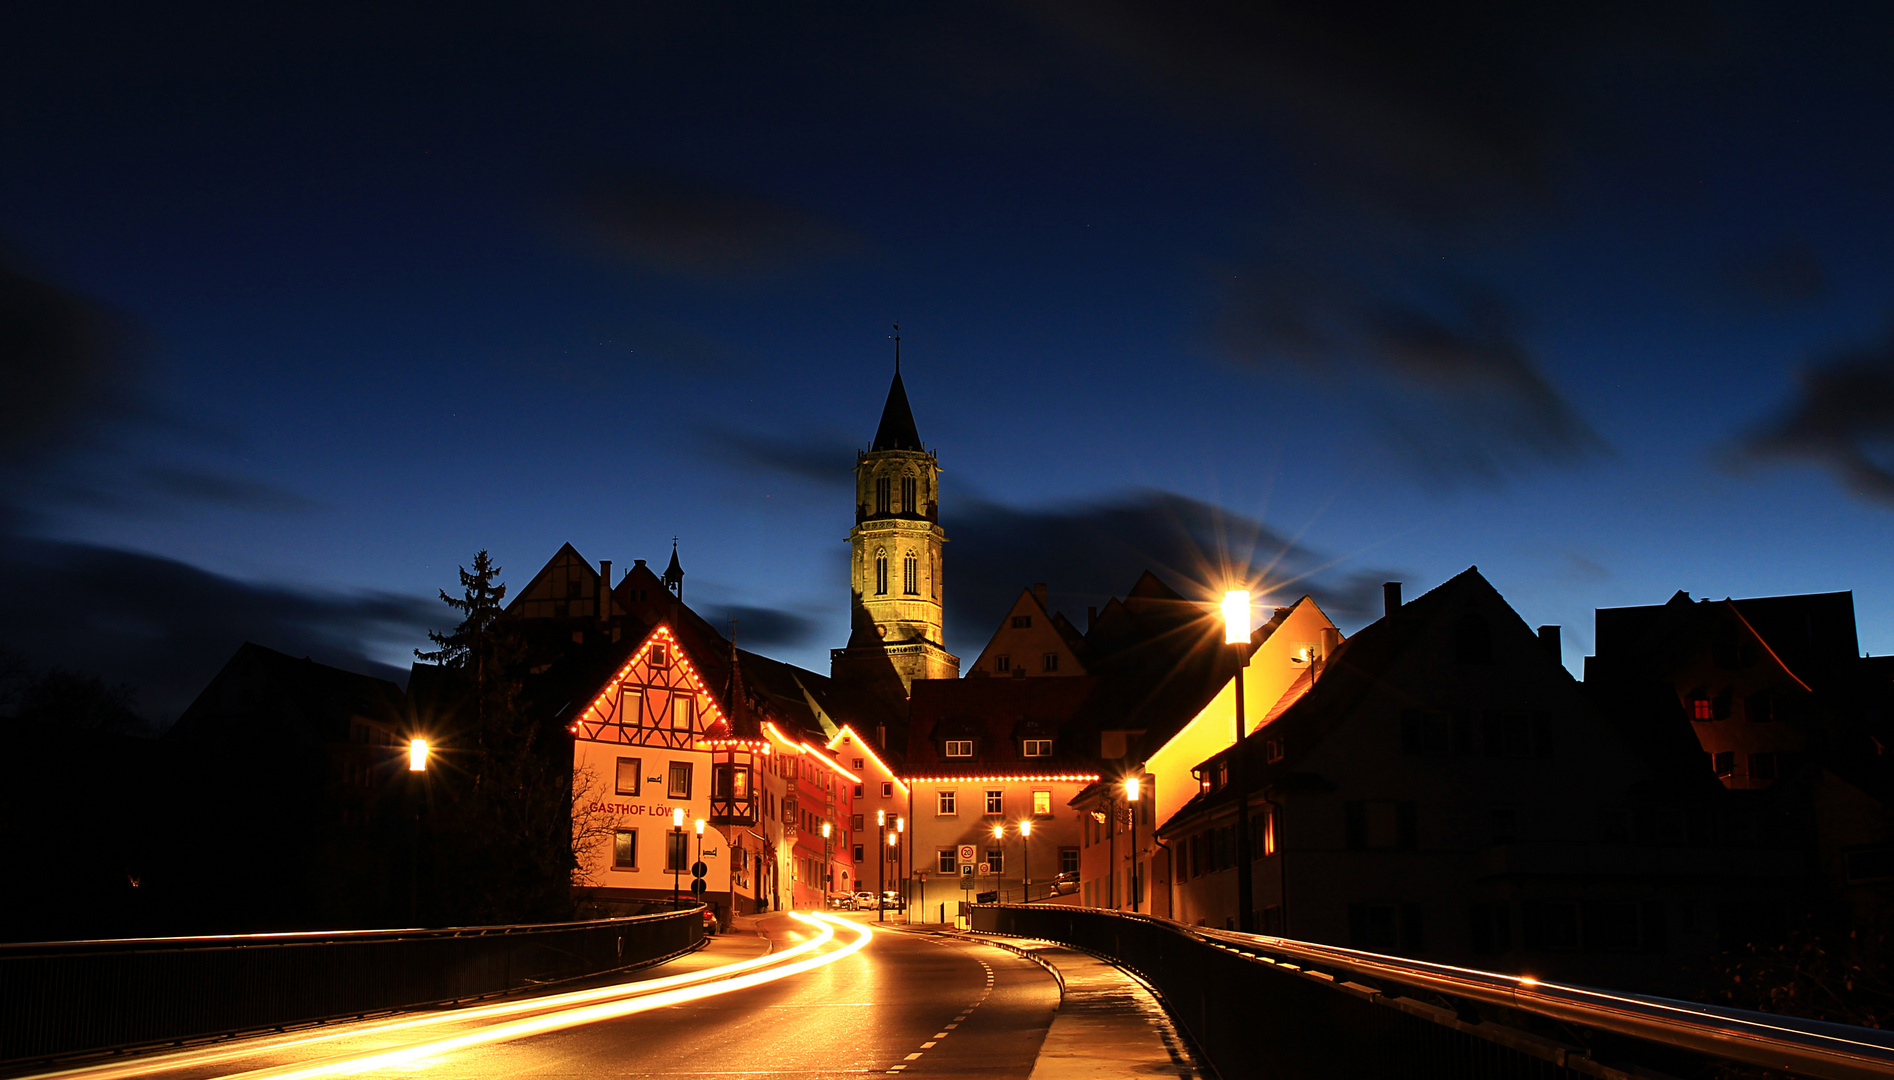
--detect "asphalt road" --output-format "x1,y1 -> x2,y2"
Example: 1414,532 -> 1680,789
33,914 -> 1061,1080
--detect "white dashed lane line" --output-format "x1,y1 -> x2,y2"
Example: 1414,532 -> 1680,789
889,949 -> 1005,1072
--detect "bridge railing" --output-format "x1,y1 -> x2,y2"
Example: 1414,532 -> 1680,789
972,903 -> 1894,1080
0,906 -> 703,1067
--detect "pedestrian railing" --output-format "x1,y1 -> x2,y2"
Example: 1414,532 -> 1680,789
0,907 -> 703,1066
972,903 -> 1894,1080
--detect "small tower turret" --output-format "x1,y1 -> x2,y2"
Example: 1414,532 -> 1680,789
663,538 -> 684,600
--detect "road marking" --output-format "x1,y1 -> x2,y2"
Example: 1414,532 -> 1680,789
944,1024 -> 958,1030
903,1053 -> 922,1061
920,1042 -> 937,1049
932,1032 -> 948,1038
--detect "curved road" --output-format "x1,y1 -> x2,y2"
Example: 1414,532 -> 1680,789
35,915 -> 1062,1080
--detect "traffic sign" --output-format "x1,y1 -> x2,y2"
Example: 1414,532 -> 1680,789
977,862 -> 990,876
960,863 -> 974,876
689,879 -> 708,896
690,860 -> 708,879
958,844 -> 976,863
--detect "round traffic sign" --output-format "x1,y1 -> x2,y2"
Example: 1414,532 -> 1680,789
691,861 -> 708,878
689,878 -> 708,896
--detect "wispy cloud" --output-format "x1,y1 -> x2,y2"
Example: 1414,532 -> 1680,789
1733,326 -> 1894,505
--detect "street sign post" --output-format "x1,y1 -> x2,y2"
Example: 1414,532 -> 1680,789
958,844 -> 976,863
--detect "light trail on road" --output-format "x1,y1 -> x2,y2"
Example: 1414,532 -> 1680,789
27,914 -> 873,1080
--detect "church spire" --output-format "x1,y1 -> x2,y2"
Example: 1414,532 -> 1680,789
871,328 -> 923,452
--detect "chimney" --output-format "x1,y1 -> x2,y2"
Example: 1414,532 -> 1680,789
1383,581 -> 1402,619
1032,583 -> 1047,609
1537,625 -> 1561,660
1087,606 -> 1098,631
599,561 -> 611,620
876,723 -> 886,749
634,559 -> 647,569
1320,626 -> 1341,660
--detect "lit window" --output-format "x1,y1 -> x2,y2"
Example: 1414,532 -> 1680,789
613,829 -> 638,869
1023,739 -> 1051,758
1043,653 -> 1059,672
619,689 -> 643,726
937,790 -> 957,815
1691,698 -> 1714,721
615,757 -> 642,796
668,761 -> 693,799
673,696 -> 693,730
944,740 -> 973,757
1033,790 -> 1052,816
986,790 -> 1004,815
1013,615 -> 1032,629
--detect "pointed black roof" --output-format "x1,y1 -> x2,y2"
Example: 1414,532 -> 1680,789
871,369 -> 923,452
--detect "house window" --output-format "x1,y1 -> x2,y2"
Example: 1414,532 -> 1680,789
853,844 -> 865,862
904,553 -> 918,595
649,644 -> 669,668
713,765 -> 749,800
882,782 -> 893,797
931,552 -> 939,598
665,831 -> 689,873
1712,751 -> 1735,778
854,784 -> 864,798
1059,848 -> 1079,875
994,655 -> 1011,673
937,849 -> 956,874
876,476 -> 891,515
853,758 -> 865,770
985,790 -> 1004,815
901,474 -> 916,513
615,757 -> 642,796
1749,752 -> 1778,781
672,696 -> 693,731
1043,653 -> 1059,672
668,761 -> 693,799
619,689 -> 643,726
613,829 -> 638,869
937,790 -> 957,815
1032,790 -> 1052,816
1023,739 -> 1051,758
875,552 -> 888,595
1691,697 -> 1714,721
944,740 -> 973,757
1264,739 -> 1284,763
985,847 -> 1004,874
851,814 -> 864,830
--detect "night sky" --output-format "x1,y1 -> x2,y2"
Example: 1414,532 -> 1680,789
4,2 -> 1893,721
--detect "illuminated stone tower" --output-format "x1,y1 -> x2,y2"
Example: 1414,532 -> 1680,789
831,347 -> 958,694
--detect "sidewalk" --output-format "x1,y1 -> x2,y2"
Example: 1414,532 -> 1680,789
918,927 -> 1206,1080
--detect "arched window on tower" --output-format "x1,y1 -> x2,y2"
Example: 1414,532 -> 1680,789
931,551 -> 939,598
875,550 -> 888,596
903,551 -> 918,595
875,476 -> 891,515
901,474 -> 916,514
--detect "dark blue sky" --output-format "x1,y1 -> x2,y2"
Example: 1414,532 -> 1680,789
4,2 -> 1893,720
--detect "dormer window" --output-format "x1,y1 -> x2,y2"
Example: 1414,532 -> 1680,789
1022,739 -> 1052,757
648,644 -> 669,668
944,739 -> 974,757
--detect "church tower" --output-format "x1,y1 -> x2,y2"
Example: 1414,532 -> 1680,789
830,345 -> 959,694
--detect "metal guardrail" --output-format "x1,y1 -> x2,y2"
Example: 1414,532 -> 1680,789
973,903 -> 1894,1080
0,907 -> 703,1066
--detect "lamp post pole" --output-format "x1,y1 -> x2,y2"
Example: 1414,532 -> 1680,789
822,821 -> 832,907
895,816 -> 905,922
672,807 -> 685,909
876,810 -> 887,922
1224,590 -> 1256,933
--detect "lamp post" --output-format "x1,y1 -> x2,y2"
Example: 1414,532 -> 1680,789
1020,818 -> 1032,901
876,810 -> 887,922
407,738 -> 428,925
1124,776 -> 1141,913
895,816 -> 905,920
672,807 -> 685,908
1223,589 -> 1256,933
821,821 -> 833,907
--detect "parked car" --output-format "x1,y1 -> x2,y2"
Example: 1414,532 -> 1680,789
880,891 -> 906,911
852,890 -> 880,910
701,906 -> 721,935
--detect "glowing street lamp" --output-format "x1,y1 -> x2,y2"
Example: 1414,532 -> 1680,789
821,821 -> 833,905
1224,588 -> 1256,933
406,737 -> 430,924
408,738 -> 429,772
896,816 -> 905,919
1019,818 -> 1032,898
876,810 -> 887,922
672,807 -> 686,908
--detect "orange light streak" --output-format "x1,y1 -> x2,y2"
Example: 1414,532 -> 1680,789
901,774 -> 1101,784
825,725 -> 909,798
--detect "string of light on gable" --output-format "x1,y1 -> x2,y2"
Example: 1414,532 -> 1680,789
566,625 -> 728,738
900,774 -> 1102,784
795,741 -> 864,784
825,725 -> 909,798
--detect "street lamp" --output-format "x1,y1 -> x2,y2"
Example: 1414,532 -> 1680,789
1020,818 -> 1032,900
821,821 -> 833,907
672,807 -> 685,908
895,816 -> 905,919
1124,775 -> 1141,913
1224,588 -> 1256,933
407,738 -> 429,772
407,738 -> 429,924
876,810 -> 887,922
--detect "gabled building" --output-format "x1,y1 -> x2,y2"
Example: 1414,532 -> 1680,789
1158,569 -> 1800,993
964,584 -> 1089,679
